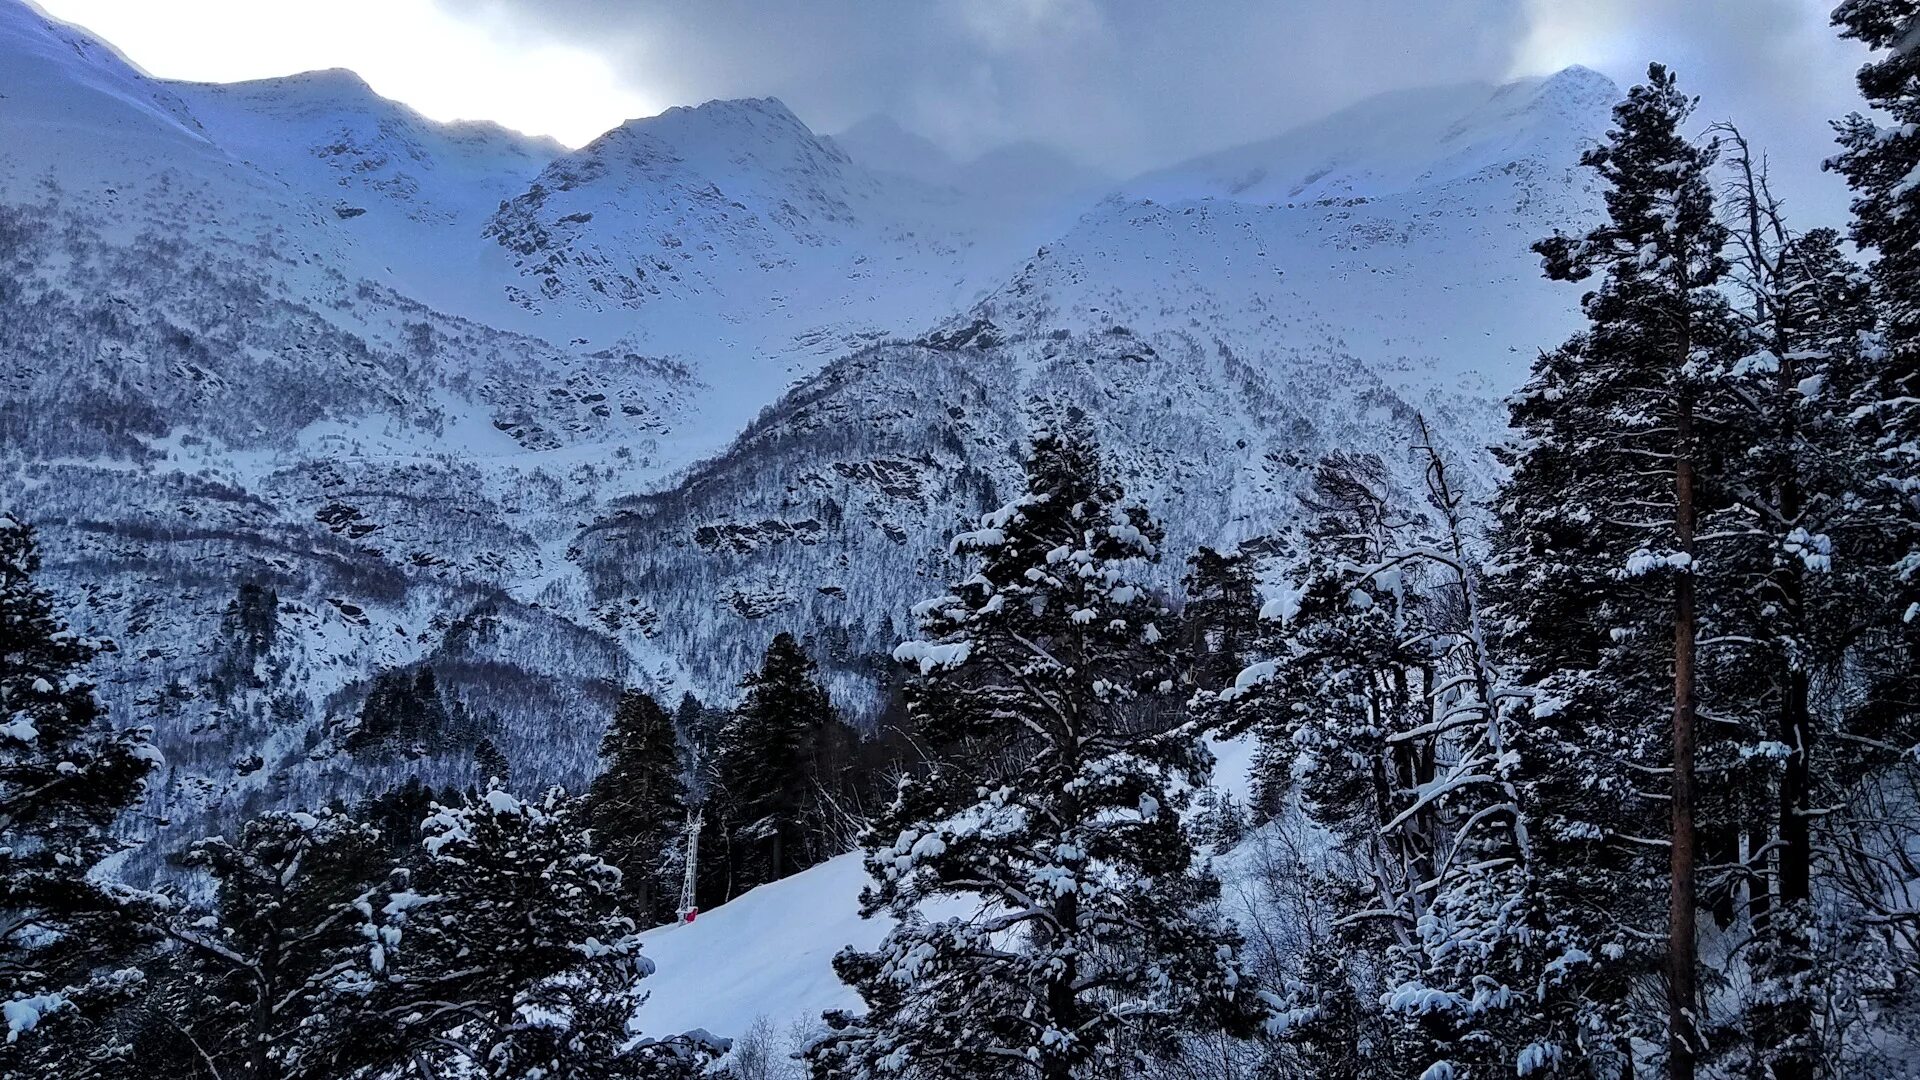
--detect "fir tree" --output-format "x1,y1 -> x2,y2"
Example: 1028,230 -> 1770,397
339,784 -> 715,1079
1502,63 -> 1736,1078
0,515 -> 155,1076
810,421 -> 1265,1080
1180,544 -> 1263,692
151,809 -> 388,1080
714,634 -> 846,890
1210,445 -> 1580,1079
586,689 -> 685,923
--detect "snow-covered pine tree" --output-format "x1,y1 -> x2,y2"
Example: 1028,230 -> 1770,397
1695,133 -> 1907,1077
1180,544 -> 1263,693
715,634 -> 845,891
0,515 -> 155,1076
587,688 -> 686,924
150,808 -> 388,1080
810,420 -> 1265,1080
1833,1 -> 1920,524
1208,443 -> 1579,1079
1500,63 -> 1737,1079
340,783 -> 716,1079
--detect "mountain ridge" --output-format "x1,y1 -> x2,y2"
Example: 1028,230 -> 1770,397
0,0 -> 1616,893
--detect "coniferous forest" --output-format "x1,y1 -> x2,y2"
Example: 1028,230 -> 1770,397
13,3 -> 1920,1079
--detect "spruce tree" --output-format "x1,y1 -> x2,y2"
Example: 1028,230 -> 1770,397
586,688 -> 685,924
338,784 -> 715,1079
810,421 -> 1265,1080
0,515 -> 155,1075
1210,446 -> 1580,1079
1501,63 -> 1736,1078
153,809 -> 388,1080
1180,544 -> 1263,692
714,634 -> 844,890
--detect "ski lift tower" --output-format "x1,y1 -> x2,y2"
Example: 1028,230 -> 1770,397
677,808 -> 702,923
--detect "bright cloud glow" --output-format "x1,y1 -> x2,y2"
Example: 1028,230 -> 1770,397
31,0 -> 663,145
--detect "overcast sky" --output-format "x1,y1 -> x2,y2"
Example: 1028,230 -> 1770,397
36,0 -> 1875,226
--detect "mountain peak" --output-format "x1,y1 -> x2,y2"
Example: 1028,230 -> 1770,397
1123,68 -> 1615,206
1527,64 -> 1622,112
187,66 -> 381,107
582,94 -> 848,174
638,95 -> 810,134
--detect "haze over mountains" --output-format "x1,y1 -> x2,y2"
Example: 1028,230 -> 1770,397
0,0 -> 1614,873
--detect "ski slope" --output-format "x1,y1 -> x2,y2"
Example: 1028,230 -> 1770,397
632,736 -> 1264,1044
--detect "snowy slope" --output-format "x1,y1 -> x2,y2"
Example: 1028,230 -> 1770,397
0,0 -> 205,151
1126,66 -> 1615,204
633,737 -> 1264,1044
635,853 -> 879,1039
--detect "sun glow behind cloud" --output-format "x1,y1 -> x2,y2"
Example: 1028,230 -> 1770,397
30,0 -> 663,145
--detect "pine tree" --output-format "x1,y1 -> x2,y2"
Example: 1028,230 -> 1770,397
151,809 -> 388,1080
714,634 -> 845,891
1209,445 -> 1580,1079
0,515 -> 155,1076
211,580 -> 281,697
1501,63 -> 1737,1078
359,776 -> 442,858
1181,544 -> 1263,691
1833,1 -> 1920,513
1698,134 -> 1903,1077
810,421 -> 1266,1080
338,784 -> 716,1079
586,689 -> 685,924
346,667 -> 453,756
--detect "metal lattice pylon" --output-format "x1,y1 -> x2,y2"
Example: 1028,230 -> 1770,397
677,807 -> 703,922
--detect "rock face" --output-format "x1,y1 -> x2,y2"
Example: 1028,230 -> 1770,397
0,0 -> 1615,869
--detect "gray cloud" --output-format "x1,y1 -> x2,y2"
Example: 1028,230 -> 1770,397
445,1 -> 1528,167
446,0 -> 1874,225
1517,0 -> 1869,228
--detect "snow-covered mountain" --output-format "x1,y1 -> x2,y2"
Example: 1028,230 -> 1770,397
571,65 -> 1614,697
0,0 -> 1615,878
1126,65 -> 1616,204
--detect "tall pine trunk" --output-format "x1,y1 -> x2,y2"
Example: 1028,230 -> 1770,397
1670,391 -> 1698,1080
